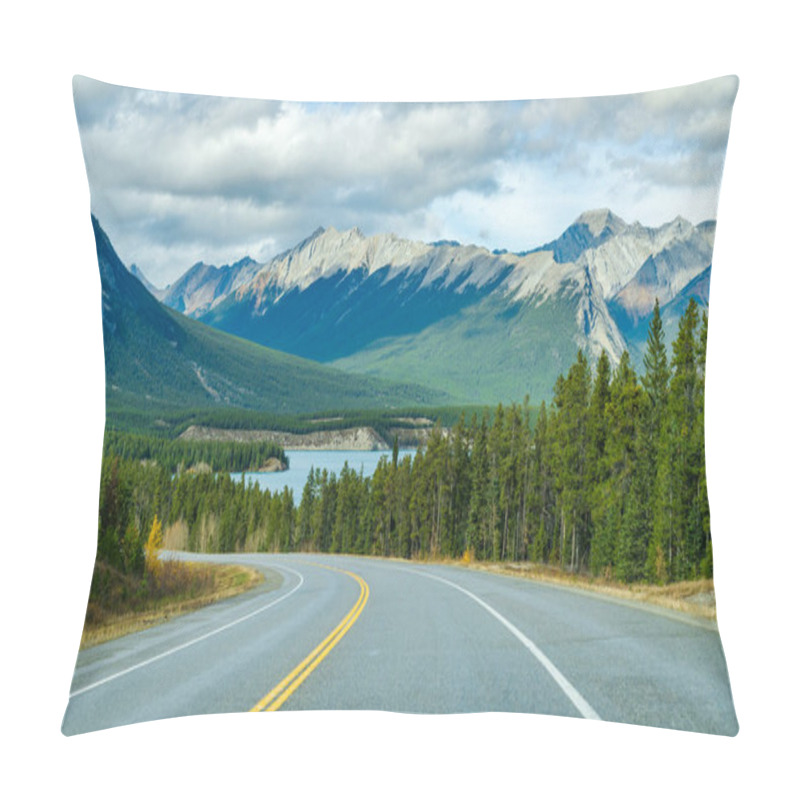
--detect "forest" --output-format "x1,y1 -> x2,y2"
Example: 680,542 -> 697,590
106,400 -> 474,440
103,430 -> 287,474
94,297 -> 711,594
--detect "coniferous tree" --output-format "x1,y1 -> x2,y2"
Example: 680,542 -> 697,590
642,299 -> 670,416
587,352 -> 612,573
606,352 -> 643,580
552,351 -> 592,571
97,456 -> 131,572
396,456 -> 414,559
651,298 -> 701,581
529,402 -> 553,563
466,414 -> 490,559
589,351 -> 612,474
694,311 -> 712,577
632,299 -> 671,582
297,468 -> 316,551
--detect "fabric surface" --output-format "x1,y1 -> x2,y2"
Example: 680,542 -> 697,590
63,75 -> 739,736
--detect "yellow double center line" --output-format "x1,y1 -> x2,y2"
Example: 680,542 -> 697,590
250,565 -> 369,712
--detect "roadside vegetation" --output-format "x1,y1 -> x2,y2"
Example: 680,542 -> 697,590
94,299 -> 710,575
83,513 -> 264,648
85,298 -> 713,642
451,554 -> 717,620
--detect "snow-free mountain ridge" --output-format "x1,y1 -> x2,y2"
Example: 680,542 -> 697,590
92,216 -> 451,415
141,209 -> 715,405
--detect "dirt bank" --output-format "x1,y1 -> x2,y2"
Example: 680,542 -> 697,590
179,424 -> 390,450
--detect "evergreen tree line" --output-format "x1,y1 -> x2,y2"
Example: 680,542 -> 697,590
103,430 -> 287,474
107,401 -> 472,440
96,455 -> 296,579
96,298 -> 711,586
287,298 -> 711,583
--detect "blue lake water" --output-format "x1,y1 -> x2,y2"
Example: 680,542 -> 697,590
231,449 -> 415,503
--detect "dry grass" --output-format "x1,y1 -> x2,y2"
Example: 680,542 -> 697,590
430,556 -> 717,622
81,559 -> 264,649
163,519 -> 189,550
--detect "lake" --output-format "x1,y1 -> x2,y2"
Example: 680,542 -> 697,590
231,448 -> 415,502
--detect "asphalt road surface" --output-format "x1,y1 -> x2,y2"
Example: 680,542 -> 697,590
62,553 -> 738,736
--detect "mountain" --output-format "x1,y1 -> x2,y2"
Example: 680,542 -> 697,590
199,226 -> 518,363
91,216 -> 452,418
531,208 -> 628,263
127,263 -> 159,295
622,266 -> 712,366
155,210 -> 715,405
159,256 -> 262,314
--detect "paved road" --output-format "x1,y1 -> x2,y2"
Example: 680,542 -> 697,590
62,553 -> 738,735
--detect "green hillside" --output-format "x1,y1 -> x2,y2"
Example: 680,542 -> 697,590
333,291 -> 584,406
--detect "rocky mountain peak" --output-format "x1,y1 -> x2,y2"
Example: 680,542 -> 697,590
151,208 -> 715,393
574,208 -> 628,237
662,215 -> 693,236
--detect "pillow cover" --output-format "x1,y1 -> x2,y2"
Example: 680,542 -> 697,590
63,75 -> 739,736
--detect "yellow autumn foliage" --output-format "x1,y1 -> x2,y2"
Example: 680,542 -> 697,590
144,514 -> 164,576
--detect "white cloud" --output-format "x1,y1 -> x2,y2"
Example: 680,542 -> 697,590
73,75 -> 738,284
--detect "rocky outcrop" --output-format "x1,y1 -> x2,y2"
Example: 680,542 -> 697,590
179,424 -> 390,451
257,457 -> 288,472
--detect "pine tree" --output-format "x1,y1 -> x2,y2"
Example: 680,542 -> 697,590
450,413 -> 472,558
297,468 -> 316,551
642,299 -> 669,417
529,402 -> 553,563
589,350 -> 612,474
487,405 -> 507,561
634,299 -> 670,582
606,352 -> 643,580
587,351 -> 612,573
98,455 -> 127,571
651,298 -> 701,581
693,310 -> 712,576
466,414 -> 490,559
552,351 -> 592,572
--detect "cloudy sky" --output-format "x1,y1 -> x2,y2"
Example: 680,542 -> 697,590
73,75 -> 738,288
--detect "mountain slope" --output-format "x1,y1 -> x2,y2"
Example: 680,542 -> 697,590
154,210 -> 718,405
622,266 -> 712,368
332,290 -> 591,405
200,227 -> 518,362
92,216 -> 452,417
159,256 -> 262,314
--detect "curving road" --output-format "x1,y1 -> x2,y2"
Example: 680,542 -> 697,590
62,553 -> 738,736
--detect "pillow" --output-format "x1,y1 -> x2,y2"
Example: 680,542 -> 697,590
63,75 -> 739,736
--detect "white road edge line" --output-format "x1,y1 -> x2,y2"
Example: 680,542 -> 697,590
69,564 -> 304,699
408,567 -> 601,721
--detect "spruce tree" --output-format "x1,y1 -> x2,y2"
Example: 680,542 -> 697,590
587,351 -> 612,572
552,351 -> 592,571
642,299 -> 669,416
650,298 -> 700,581
633,300 -> 670,582
605,352 -> 643,580
693,311 -> 712,576
589,350 -> 612,472
529,402 -> 553,563
465,413 -> 485,559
